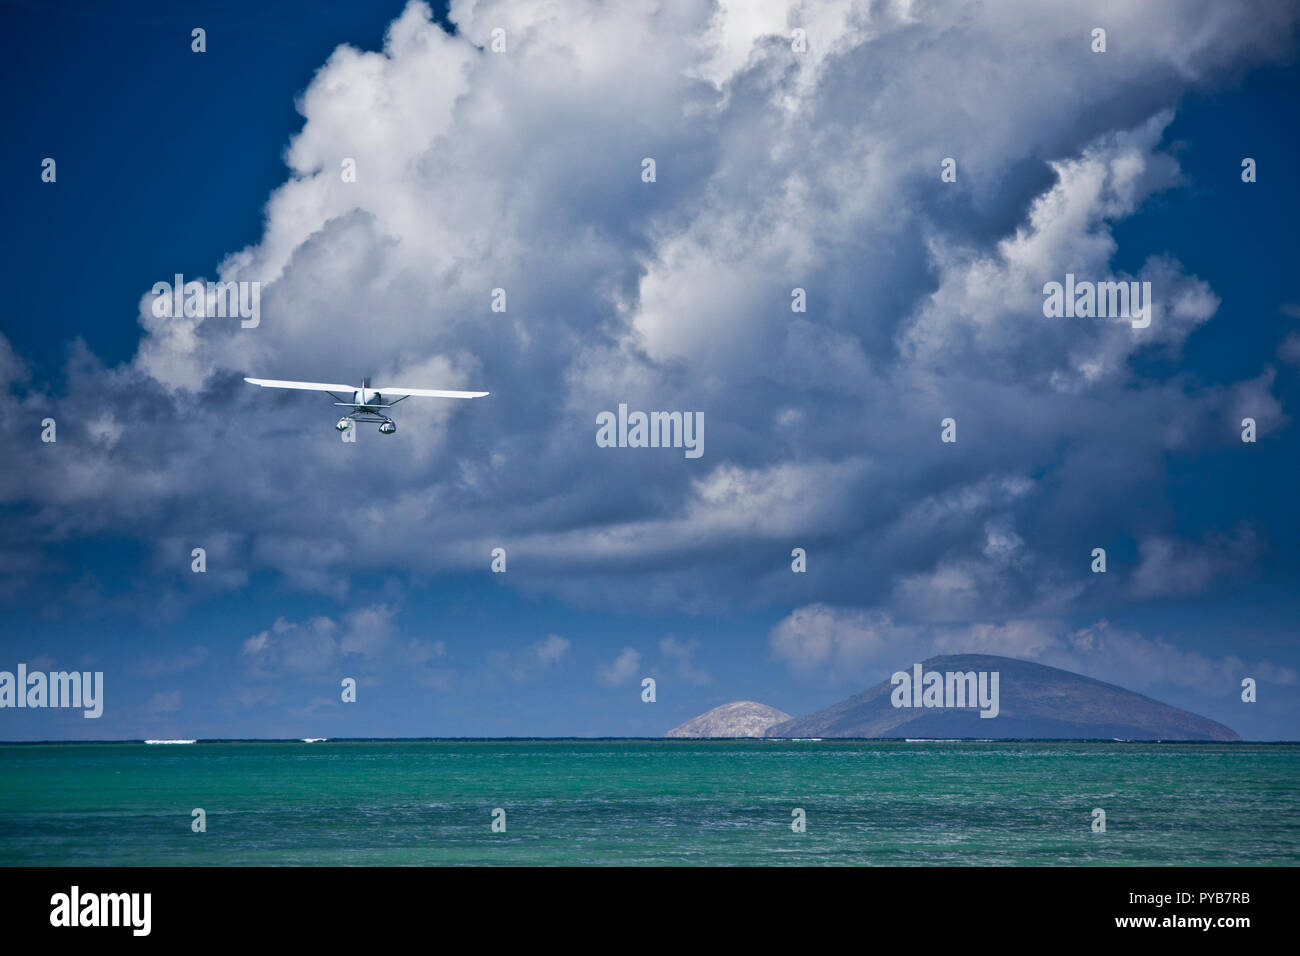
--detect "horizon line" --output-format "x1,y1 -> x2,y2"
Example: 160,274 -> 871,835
2,736 -> 1297,745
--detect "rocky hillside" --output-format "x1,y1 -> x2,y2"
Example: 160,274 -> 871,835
666,701 -> 792,738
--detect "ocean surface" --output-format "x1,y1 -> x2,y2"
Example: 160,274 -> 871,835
2,739 -> 1297,865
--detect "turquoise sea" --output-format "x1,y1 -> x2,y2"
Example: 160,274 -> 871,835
1,739 -> 1297,865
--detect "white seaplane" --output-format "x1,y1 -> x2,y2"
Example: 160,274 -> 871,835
244,376 -> 489,435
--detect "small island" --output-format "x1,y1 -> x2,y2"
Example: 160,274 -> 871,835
667,655 -> 1238,741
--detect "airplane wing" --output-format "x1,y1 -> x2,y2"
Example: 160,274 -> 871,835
372,386 -> 490,399
244,378 -> 357,392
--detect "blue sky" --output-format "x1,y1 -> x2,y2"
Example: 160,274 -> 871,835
2,0 -> 1298,740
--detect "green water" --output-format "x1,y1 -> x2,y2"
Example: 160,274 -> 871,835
1,740 -> 1296,865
